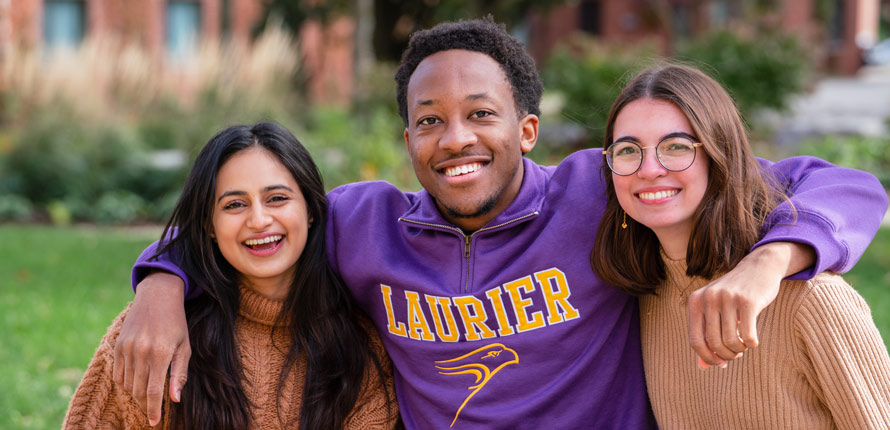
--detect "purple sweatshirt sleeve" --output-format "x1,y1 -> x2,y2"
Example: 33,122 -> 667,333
756,156 -> 888,280
130,236 -> 202,300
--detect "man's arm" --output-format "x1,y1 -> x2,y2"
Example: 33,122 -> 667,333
688,156 -> 888,367
114,240 -> 192,426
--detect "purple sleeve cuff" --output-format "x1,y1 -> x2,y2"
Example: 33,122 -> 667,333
755,156 -> 888,280
752,211 -> 840,280
130,239 -> 201,300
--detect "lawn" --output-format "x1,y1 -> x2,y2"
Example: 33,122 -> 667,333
1,224 -> 888,429
0,225 -> 159,429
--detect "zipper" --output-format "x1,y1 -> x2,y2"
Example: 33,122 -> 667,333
400,211 -> 540,292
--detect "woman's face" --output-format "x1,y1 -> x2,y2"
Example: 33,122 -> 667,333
212,146 -> 311,298
611,98 -> 710,252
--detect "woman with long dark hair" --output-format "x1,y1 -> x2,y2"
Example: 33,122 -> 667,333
591,64 -> 890,428
64,122 -> 398,429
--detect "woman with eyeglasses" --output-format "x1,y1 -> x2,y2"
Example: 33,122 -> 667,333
591,64 -> 890,428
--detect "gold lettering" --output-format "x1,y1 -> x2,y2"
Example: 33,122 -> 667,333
484,286 -> 515,336
535,268 -> 580,324
425,295 -> 460,342
453,296 -> 497,341
503,276 -> 545,332
404,291 -> 435,341
380,284 -> 408,337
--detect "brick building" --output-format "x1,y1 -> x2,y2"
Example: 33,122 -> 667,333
527,0 -> 881,75
2,0 -> 882,105
6,0 -> 262,58
1,0 -> 360,104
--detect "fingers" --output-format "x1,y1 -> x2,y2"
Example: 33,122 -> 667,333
687,292 -> 726,367
702,298 -> 737,362
737,304 -> 760,349
131,352 -> 150,418
112,344 -> 125,387
146,363 -> 166,426
719,303 -> 747,356
689,288 -> 750,367
168,342 -> 192,403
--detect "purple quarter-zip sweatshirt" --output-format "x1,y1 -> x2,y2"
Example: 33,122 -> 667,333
132,149 -> 887,429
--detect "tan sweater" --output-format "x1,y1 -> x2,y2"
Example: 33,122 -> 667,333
63,286 -> 398,429
639,255 -> 890,429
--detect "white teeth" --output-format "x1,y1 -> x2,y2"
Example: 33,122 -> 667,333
244,235 -> 282,246
638,190 -> 679,201
444,162 -> 482,177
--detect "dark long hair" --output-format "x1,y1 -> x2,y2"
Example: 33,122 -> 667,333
155,122 -> 389,429
591,64 -> 790,295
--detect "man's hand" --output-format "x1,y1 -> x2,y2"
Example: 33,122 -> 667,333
113,272 -> 190,426
687,242 -> 815,368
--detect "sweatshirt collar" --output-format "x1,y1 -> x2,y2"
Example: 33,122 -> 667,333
399,157 -> 545,231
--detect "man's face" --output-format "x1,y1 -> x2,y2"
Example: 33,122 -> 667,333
404,49 -> 538,231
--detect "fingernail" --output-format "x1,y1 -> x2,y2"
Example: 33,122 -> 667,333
697,356 -> 710,369
175,388 -> 181,402
719,361 -> 728,369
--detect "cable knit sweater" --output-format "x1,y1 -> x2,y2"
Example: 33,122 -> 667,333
63,286 -> 399,429
640,255 -> 890,429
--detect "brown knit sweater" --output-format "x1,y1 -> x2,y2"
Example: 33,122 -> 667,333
63,286 -> 399,429
639,255 -> 890,429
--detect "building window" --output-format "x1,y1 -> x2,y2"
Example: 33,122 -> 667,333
672,3 -> 691,38
43,0 -> 85,51
579,0 -> 601,35
708,0 -> 730,28
166,1 -> 201,60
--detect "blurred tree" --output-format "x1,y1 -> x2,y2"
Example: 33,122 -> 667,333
255,0 -> 570,62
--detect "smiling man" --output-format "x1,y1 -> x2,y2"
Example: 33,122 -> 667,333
115,18 -> 888,429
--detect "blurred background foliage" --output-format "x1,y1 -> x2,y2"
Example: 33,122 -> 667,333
0,1 -> 887,225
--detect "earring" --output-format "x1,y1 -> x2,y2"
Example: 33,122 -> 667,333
621,212 -> 627,229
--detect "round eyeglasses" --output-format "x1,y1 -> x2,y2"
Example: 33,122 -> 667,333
603,136 -> 703,176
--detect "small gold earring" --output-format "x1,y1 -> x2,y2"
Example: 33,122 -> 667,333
621,212 -> 627,229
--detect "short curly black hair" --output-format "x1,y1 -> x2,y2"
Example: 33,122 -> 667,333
395,17 -> 543,127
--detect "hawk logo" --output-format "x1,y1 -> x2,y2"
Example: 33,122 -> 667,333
435,343 -> 519,427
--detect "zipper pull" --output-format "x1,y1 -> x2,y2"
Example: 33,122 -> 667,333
464,235 -> 471,258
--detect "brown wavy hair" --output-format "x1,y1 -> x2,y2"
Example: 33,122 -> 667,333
591,64 -> 791,295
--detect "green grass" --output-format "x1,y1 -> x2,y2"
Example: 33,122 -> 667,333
0,225 -> 888,429
0,225 -> 159,429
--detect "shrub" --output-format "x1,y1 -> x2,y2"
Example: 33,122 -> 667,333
675,30 -> 809,120
1,27 -> 307,224
541,37 -> 652,152
302,105 -> 417,192
93,191 -> 148,225
0,194 -> 34,221
796,134 -> 890,189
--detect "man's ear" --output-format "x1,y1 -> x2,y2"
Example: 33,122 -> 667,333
519,114 -> 539,154
404,128 -> 410,150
